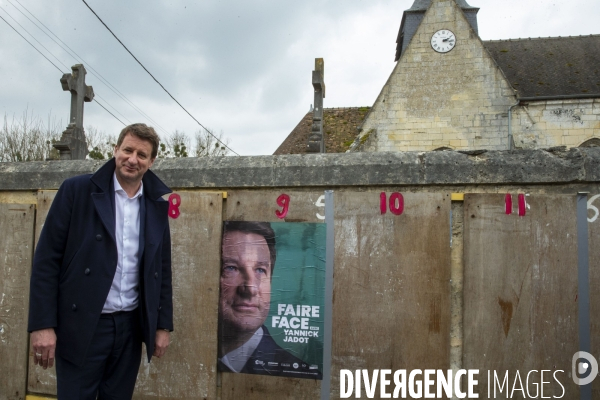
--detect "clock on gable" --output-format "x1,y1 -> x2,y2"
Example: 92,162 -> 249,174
431,29 -> 456,53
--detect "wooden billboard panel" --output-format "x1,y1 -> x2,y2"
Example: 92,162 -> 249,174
220,190 -> 326,400
225,190 -> 326,223
330,192 -> 451,399
463,194 -> 579,398
0,203 -> 35,400
27,191 -> 57,396
34,191 -> 56,247
134,191 -> 222,399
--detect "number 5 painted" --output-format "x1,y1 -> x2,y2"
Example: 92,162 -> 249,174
315,195 -> 325,220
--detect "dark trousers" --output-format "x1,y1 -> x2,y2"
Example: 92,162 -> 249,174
56,310 -> 142,400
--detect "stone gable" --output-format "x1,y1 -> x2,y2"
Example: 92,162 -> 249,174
352,0 -> 517,152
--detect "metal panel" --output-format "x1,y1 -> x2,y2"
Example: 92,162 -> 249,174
0,203 -> 35,399
134,191 -> 222,399
588,194 -> 600,400
221,190 -> 326,400
330,192 -> 451,399
463,194 -> 579,398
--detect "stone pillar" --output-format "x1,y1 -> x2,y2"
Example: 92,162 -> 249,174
307,58 -> 325,153
53,64 -> 94,160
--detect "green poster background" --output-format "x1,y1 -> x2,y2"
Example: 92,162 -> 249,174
267,222 -> 326,370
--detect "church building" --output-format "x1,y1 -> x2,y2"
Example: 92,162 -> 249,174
274,0 -> 600,155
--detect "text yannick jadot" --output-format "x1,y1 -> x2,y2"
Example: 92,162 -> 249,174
340,369 -> 567,399
272,304 -> 320,343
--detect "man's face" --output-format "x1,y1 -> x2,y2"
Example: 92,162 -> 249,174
113,133 -> 155,186
220,231 -> 272,335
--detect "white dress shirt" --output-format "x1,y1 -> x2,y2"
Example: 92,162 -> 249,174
102,173 -> 143,313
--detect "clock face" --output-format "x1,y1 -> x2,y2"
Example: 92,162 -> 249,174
431,30 -> 456,53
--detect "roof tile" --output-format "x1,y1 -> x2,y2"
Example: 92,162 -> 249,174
484,35 -> 600,98
273,107 -> 370,155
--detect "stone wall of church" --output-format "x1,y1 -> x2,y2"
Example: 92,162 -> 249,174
512,99 -> 600,149
353,0 -> 517,153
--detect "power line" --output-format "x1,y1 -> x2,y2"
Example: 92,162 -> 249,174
92,94 -> 131,127
7,0 -> 170,137
0,11 -> 125,127
94,99 -> 126,126
0,13 -> 62,72
81,0 -> 240,156
0,6 -> 70,70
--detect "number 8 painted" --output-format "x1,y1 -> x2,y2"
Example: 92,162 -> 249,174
168,193 -> 181,219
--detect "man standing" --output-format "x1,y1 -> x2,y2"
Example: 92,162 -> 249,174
28,123 -> 173,399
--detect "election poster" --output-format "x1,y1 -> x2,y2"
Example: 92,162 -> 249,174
217,221 -> 325,379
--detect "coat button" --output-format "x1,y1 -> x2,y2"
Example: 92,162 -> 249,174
158,306 -> 162,311
154,272 -> 158,279
84,268 -> 90,275
72,304 -> 77,311
96,234 -> 102,241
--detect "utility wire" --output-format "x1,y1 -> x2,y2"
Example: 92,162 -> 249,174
0,6 -> 70,70
0,11 -> 125,127
81,0 -> 240,156
95,93 -> 132,125
0,13 -> 62,72
7,0 -> 168,136
94,99 -> 126,126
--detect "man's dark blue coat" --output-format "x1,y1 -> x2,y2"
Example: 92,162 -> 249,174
28,158 -> 173,367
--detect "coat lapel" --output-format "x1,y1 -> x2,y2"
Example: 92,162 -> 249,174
90,159 -> 117,243
91,193 -> 116,244
91,159 -> 171,280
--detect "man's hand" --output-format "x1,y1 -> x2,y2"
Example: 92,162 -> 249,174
31,328 -> 56,369
153,330 -> 170,358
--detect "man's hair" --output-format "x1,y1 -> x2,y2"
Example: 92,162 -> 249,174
222,221 -> 276,274
116,123 -> 160,159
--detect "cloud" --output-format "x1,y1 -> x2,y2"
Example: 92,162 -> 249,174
0,0 -> 597,155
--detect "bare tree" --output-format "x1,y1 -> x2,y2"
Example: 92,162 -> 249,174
86,126 -> 117,160
0,110 -> 62,162
0,113 -> 233,162
158,130 -> 189,158
195,128 -> 230,157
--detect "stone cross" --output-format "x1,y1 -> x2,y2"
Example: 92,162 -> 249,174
53,64 -> 94,160
307,58 -> 325,153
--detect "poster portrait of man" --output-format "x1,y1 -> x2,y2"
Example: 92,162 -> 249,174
217,220 -> 324,379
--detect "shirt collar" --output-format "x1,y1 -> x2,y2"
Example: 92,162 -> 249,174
113,173 -> 144,199
220,326 -> 264,372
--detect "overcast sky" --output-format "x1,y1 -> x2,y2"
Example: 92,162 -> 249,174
1,0 -> 598,156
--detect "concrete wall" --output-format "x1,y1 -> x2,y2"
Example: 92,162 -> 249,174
1,149 -> 599,399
